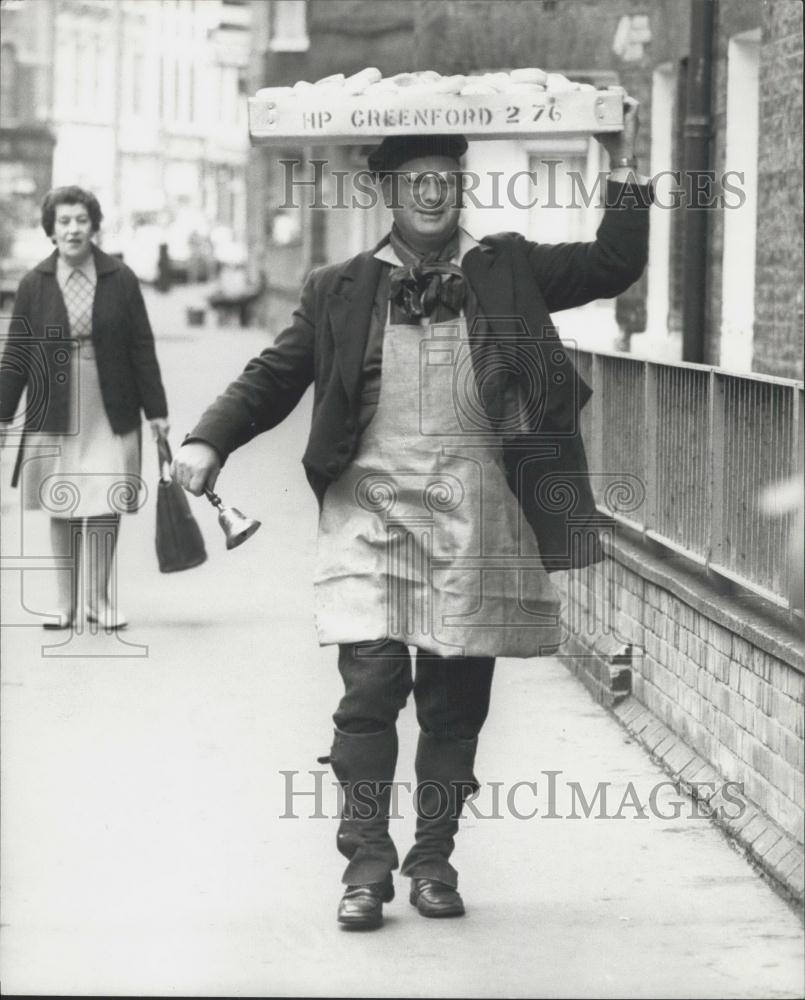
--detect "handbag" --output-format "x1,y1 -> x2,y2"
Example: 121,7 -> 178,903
155,434 -> 208,573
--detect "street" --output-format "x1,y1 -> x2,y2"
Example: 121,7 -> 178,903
1,285 -> 803,998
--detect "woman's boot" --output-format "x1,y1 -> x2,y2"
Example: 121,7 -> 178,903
43,517 -> 81,629
85,514 -> 127,629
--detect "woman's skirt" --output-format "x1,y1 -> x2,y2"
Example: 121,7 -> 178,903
20,344 -> 142,519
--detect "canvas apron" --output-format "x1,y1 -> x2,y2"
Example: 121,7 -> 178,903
314,312 -> 562,658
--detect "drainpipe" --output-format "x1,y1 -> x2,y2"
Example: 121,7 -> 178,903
682,0 -> 716,364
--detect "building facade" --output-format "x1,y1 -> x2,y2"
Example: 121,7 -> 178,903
1,0 -> 253,277
244,0 -> 416,327
247,0 -> 803,379
0,0 -> 56,270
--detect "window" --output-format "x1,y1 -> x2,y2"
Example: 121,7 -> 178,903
174,57 -> 181,122
74,34 -> 85,109
217,165 -> 234,226
269,0 -> 308,52
54,30 -> 74,115
188,61 -> 195,123
130,51 -> 144,116
218,65 -> 237,125
161,56 -> 175,122
158,52 -> 165,120
646,63 -> 674,340
92,31 -> 103,103
720,29 -> 760,372
526,138 -> 619,348
667,57 -> 687,334
0,43 -> 17,123
526,137 -> 602,243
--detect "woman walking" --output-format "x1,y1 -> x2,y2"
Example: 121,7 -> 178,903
0,186 -> 169,629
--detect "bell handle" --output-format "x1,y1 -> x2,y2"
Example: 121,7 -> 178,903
203,485 -> 223,509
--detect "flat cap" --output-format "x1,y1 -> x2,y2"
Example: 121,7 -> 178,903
367,134 -> 468,175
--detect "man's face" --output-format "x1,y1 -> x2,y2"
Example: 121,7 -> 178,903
52,203 -> 94,265
383,155 -> 463,251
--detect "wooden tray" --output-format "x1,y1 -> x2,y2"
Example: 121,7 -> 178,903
248,86 -> 625,145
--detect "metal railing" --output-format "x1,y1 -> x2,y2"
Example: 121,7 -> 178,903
574,349 -> 804,612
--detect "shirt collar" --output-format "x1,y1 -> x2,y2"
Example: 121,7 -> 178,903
57,251 -> 97,285
374,226 -> 481,266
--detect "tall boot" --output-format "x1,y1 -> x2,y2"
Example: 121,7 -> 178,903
85,514 -> 127,629
330,726 -> 400,884
43,517 -> 81,629
401,732 -> 479,902
329,727 -> 398,928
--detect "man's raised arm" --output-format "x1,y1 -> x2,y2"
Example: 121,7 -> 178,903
527,96 -> 654,313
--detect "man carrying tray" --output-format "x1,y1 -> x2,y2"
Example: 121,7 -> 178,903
173,98 -> 652,930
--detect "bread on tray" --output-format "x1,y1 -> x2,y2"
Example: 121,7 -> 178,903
250,67 -> 624,143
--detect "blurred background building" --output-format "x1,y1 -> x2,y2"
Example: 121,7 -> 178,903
1,0 -> 251,292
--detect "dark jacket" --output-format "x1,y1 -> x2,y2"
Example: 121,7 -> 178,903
191,180 -> 651,570
0,244 -> 168,485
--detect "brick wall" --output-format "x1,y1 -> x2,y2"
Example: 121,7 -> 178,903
753,0 -> 804,379
555,532 -> 805,899
705,0 -> 804,378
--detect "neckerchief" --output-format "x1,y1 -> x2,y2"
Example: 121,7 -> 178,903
388,226 -> 465,324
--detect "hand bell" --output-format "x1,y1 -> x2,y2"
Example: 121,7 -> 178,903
203,487 -> 261,550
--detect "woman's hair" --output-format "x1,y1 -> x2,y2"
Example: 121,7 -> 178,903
41,186 -> 103,236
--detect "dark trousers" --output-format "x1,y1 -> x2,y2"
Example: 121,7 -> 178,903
334,639 -> 495,739
331,640 -> 494,886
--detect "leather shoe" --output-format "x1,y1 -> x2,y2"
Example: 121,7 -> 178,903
337,876 -> 394,930
409,877 -> 465,918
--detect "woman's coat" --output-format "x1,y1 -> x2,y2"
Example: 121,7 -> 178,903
0,244 -> 168,485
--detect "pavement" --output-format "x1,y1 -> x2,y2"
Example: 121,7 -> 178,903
1,284 -> 803,997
